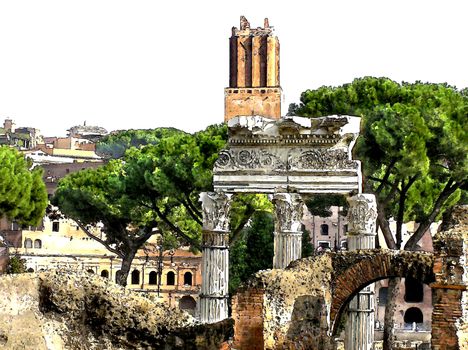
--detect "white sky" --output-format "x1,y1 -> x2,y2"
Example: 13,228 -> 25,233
1,0 -> 467,137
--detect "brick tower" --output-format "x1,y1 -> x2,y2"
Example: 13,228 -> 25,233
224,16 -> 281,122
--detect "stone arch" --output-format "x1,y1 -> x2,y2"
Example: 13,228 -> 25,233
24,238 -> 32,249
166,271 -> 175,285
330,250 -> 435,334
131,269 -> 140,285
34,239 -> 42,249
179,296 -> 197,315
183,271 -> 193,286
148,271 -> 157,285
404,307 -> 423,324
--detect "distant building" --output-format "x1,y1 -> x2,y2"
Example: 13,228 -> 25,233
303,206 -> 348,252
67,122 -> 108,143
0,118 -> 43,149
1,216 -> 201,316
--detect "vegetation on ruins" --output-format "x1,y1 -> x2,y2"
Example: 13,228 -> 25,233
6,254 -> 27,274
0,146 -> 48,226
290,76 -> 468,349
54,125 -> 272,286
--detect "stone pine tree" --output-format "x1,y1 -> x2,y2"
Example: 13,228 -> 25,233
0,146 -> 48,227
53,125 -> 270,286
290,77 -> 467,349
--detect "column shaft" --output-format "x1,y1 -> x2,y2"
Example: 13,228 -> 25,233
345,194 -> 378,350
199,192 -> 232,323
272,193 -> 303,269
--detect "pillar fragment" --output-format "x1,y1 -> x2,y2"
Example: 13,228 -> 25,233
272,193 -> 303,269
199,191 -> 232,323
345,194 -> 377,350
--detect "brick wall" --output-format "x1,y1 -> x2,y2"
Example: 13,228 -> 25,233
231,287 -> 264,350
432,286 -> 464,349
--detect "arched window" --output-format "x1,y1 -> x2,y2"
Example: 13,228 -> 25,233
404,277 -> 424,303
34,239 -> 42,249
115,270 -> 121,283
404,307 -> 423,324
184,272 -> 193,286
149,271 -> 157,285
167,271 -> 175,285
378,287 -> 388,306
320,224 -> 329,235
24,238 -> 32,248
131,270 -> 140,285
27,267 -> 34,273
87,269 -> 94,274
179,296 -> 197,315
100,270 -> 109,278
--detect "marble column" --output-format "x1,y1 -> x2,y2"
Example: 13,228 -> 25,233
199,191 -> 232,323
345,194 -> 378,350
272,193 -> 304,269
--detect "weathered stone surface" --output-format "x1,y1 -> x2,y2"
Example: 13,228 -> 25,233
0,269 -> 232,349
232,250 -> 435,350
431,205 -> 468,350
213,115 -> 362,195
200,191 -> 232,323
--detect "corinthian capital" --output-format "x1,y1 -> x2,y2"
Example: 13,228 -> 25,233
199,191 -> 232,232
273,193 -> 304,232
347,194 -> 377,235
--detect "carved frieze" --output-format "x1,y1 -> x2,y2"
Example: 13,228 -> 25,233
199,192 -> 232,232
347,194 -> 377,235
290,149 -> 359,171
215,149 -> 286,172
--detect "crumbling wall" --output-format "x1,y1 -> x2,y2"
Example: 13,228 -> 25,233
232,254 -> 335,350
231,250 -> 436,350
432,205 -> 468,350
0,269 -> 232,349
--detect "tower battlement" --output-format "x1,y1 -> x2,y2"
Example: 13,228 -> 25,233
224,16 -> 281,122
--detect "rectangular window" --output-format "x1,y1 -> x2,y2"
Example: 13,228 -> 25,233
52,221 -> 60,232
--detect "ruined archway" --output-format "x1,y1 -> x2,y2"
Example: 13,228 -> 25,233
231,249 -> 436,350
329,250 -> 435,335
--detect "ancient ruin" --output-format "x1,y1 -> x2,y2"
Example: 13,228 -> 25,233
199,16 -> 468,350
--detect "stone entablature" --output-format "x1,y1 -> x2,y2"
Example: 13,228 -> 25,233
213,115 -> 362,194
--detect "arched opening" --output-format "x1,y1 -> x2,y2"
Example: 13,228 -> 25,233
100,270 -> 109,278
131,269 -> 140,285
87,269 -> 94,274
115,270 -> 121,283
179,296 -> 197,315
329,251 -> 435,336
320,224 -> 329,235
24,238 -> 32,248
183,272 -> 193,286
404,277 -> 424,302
167,271 -> 175,285
34,239 -> 42,249
27,267 -> 34,272
404,307 -> 423,325
149,271 -> 157,285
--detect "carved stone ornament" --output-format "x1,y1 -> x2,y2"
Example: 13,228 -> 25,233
290,149 -> 358,171
214,149 -> 286,172
273,193 -> 304,232
199,192 -> 232,232
347,194 -> 377,235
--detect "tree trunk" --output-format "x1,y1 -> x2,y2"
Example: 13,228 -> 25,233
115,249 -> 137,287
383,277 -> 401,350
